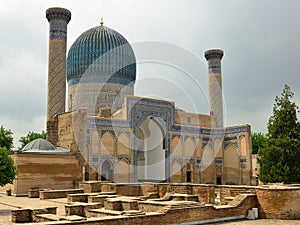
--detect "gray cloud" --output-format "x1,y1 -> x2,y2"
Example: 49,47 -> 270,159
0,0 -> 299,147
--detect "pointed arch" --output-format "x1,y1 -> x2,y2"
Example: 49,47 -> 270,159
171,160 -> 182,183
101,132 -> 114,155
214,139 -> 223,158
201,144 -> 214,184
171,136 -> 182,156
117,158 -> 130,183
117,132 -> 130,155
216,167 -> 222,185
185,161 -> 194,183
184,137 -> 195,157
224,144 -> 239,184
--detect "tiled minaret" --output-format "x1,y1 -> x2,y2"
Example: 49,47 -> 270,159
205,49 -> 224,128
46,8 -> 71,125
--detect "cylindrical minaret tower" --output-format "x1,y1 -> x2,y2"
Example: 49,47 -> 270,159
46,7 -> 71,123
204,49 -> 224,128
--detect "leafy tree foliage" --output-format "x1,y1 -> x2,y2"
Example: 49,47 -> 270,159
252,132 -> 267,154
19,131 -> 46,149
258,85 -> 300,184
258,138 -> 300,183
0,147 -> 17,186
0,126 -> 13,150
267,85 -> 299,139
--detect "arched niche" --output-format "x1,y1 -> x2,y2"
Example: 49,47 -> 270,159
171,160 -> 182,183
224,144 -> 239,184
101,160 -> 114,181
117,132 -> 130,155
101,132 -> 114,155
117,159 -> 130,183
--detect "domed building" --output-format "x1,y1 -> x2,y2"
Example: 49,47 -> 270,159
7,139 -> 81,195
42,7 -> 253,187
66,24 -> 136,113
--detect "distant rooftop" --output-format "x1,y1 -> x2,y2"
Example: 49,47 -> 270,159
19,138 -> 69,155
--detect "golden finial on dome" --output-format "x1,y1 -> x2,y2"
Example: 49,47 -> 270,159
100,18 -> 104,26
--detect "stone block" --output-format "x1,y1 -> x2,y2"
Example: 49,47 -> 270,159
65,204 -> 83,217
104,199 -> 122,211
79,181 -> 103,193
11,209 -> 31,223
67,193 -> 89,203
65,203 -> 101,217
122,200 -> 138,211
88,195 -> 118,205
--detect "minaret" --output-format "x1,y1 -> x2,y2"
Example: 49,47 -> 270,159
46,7 -> 71,126
204,49 -> 224,128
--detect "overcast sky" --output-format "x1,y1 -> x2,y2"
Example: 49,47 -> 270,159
0,0 -> 299,147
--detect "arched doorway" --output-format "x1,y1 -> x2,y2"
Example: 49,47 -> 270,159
136,117 -> 166,182
216,167 -> 222,185
186,162 -> 193,183
101,160 -> 114,181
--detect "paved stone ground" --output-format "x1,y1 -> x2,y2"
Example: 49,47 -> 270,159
0,193 -> 299,224
212,219 -> 300,224
0,193 -> 66,224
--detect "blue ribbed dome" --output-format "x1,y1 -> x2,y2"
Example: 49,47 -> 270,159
67,25 -> 136,86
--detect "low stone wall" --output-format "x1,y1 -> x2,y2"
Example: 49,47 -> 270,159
28,189 -> 51,198
40,189 -> 84,199
88,195 -> 118,205
11,207 -> 57,223
67,193 -> 100,203
79,181 -> 108,193
79,183 -> 220,205
138,201 -> 172,213
256,186 -> 300,219
219,185 -> 256,205
115,184 -> 142,196
192,184 -> 215,204
169,183 -> 193,194
65,203 -> 102,217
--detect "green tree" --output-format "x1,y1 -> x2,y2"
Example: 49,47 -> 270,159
252,132 -> 267,154
258,85 -> 300,184
19,131 -> 46,149
267,85 -> 299,139
0,147 -> 17,186
258,138 -> 300,183
0,126 -> 13,150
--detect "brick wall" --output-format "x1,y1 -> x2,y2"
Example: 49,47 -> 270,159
219,185 -> 256,205
12,154 -> 82,195
256,186 -> 300,219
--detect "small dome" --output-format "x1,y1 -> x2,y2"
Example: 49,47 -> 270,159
20,138 -> 69,154
67,25 -> 136,86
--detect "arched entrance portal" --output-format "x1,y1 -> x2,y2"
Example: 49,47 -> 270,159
101,160 -> 114,181
137,117 -> 166,182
